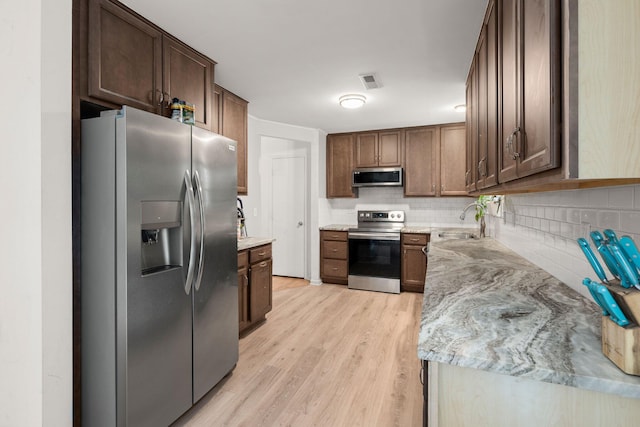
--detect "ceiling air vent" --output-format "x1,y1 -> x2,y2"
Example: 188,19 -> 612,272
359,73 -> 381,90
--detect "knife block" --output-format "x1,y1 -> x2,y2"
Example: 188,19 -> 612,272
601,316 -> 640,376
602,282 -> 640,324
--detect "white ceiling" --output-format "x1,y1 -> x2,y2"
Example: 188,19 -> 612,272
121,0 -> 488,133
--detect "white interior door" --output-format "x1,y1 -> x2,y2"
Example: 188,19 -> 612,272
271,155 -> 306,277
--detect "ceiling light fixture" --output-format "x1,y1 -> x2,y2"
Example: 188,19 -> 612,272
339,94 -> 366,109
454,104 -> 467,112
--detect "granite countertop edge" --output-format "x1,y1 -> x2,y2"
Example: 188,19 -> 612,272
237,236 -> 275,251
418,236 -> 640,400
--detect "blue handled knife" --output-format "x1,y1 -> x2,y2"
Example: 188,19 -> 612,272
604,229 -> 637,268
582,278 -> 631,326
608,241 -> 638,289
604,229 -> 620,245
595,282 -> 631,327
619,236 -> 640,290
582,278 -> 608,316
590,231 -> 621,280
577,238 -> 609,283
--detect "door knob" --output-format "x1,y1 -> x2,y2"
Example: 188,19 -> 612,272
297,221 -> 304,227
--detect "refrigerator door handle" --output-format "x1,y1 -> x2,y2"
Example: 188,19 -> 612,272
193,170 -> 206,291
184,170 -> 197,295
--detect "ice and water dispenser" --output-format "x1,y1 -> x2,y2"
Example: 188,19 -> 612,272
140,201 -> 182,275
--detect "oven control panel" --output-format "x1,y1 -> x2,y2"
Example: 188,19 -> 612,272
357,210 -> 405,223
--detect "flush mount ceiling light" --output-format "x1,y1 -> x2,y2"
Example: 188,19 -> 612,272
339,94 -> 367,109
454,104 -> 467,112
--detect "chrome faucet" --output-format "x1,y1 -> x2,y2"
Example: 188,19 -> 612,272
459,202 -> 480,220
459,201 -> 486,238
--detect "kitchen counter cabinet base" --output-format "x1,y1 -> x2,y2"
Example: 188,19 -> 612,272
419,235 -> 640,427
320,230 -> 348,285
427,361 -> 640,427
237,243 -> 273,334
401,233 -> 429,293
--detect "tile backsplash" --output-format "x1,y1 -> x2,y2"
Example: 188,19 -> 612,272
321,183 -> 640,300
322,187 -> 475,226
490,184 -> 640,298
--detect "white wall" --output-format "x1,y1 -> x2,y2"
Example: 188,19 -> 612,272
489,184 -> 640,300
0,1 -> 72,426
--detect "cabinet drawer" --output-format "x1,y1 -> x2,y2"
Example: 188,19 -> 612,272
323,240 -> 348,260
238,250 -> 249,270
321,230 -> 348,242
402,233 -> 428,246
250,244 -> 272,264
322,259 -> 348,278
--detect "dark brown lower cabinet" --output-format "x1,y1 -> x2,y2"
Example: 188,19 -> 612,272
250,257 -> 272,321
401,233 -> 430,292
320,230 -> 349,285
238,243 -> 273,334
238,251 -> 250,332
422,360 -> 429,427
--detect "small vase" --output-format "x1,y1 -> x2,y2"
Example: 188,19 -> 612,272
479,216 -> 486,238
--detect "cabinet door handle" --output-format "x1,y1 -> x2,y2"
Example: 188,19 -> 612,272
258,251 -> 266,256
465,171 -> 469,186
259,261 -> 268,267
410,238 -> 419,242
332,249 -> 338,252
478,158 -> 487,177
507,127 -> 521,160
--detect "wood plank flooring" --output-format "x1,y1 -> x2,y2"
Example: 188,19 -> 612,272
173,278 -> 424,426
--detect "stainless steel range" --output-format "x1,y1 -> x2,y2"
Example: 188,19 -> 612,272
348,210 -> 405,294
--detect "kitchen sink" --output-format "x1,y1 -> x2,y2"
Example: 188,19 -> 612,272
437,231 -> 478,240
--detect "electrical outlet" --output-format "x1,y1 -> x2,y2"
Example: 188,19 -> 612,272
487,195 -> 504,218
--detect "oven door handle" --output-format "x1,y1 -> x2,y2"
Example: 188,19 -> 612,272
348,232 -> 401,241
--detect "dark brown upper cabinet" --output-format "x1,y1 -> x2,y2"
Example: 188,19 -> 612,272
477,1 -> 499,189
326,133 -> 357,198
440,124 -> 468,196
465,59 -> 477,193
214,84 -> 249,195
85,0 -> 215,131
163,37 -> 213,130
355,130 -> 403,168
467,0 -> 498,191
88,0 -> 163,113
498,0 -> 562,182
404,127 -> 438,197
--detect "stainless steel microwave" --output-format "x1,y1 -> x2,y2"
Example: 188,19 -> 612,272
352,167 -> 403,187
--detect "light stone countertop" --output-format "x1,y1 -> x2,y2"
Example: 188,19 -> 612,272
418,236 -> 640,399
237,236 -> 275,251
319,224 -> 354,232
319,224 -> 478,234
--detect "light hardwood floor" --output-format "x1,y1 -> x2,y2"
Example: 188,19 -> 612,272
173,278 -> 424,426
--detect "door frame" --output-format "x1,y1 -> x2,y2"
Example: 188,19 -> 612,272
260,137 -> 310,280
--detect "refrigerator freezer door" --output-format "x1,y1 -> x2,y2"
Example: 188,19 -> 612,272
191,126 -> 239,402
119,107 -> 193,426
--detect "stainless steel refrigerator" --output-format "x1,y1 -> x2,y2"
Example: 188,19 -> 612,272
81,106 -> 238,426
